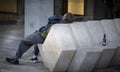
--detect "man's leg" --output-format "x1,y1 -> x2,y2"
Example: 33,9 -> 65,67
34,44 -> 39,56
30,32 -> 44,62
16,40 -> 33,59
6,40 -> 33,64
31,44 -> 39,62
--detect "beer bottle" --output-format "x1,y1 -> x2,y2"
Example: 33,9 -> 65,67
102,34 -> 106,46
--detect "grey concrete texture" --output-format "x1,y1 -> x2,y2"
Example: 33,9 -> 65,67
110,19 -> 120,65
85,20 -> 118,69
68,46 -> 117,72
68,20 -> 118,71
86,21 -> 105,45
114,19 -> 120,34
40,24 -> 77,72
95,48 -> 116,69
110,46 -> 120,65
25,0 -> 53,37
70,22 -> 95,47
101,19 -> 120,42
68,48 -> 102,72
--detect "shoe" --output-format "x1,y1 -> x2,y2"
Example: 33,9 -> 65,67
31,57 -> 38,60
31,57 -> 38,63
6,57 -> 19,65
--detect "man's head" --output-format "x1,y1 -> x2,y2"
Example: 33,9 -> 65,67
62,13 -> 74,23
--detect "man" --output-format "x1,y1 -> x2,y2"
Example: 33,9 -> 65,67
5,13 -> 74,65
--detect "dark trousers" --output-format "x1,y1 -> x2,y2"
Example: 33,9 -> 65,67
15,40 -> 41,59
15,31 -> 44,59
15,40 -> 33,59
34,44 -> 39,56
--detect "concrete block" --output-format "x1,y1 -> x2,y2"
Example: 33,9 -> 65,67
110,46 -> 120,65
86,21 -> 105,45
86,21 -> 117,68
100,19 -> 120,66
95,45 -> 116,69
114,18 -> 120,34
39,24 -> 78,72
68,21 -> 117,71
70,22 -> 94,47
68,47 -> 102,72
101,20 -> 120,42
109,19 -> 120,65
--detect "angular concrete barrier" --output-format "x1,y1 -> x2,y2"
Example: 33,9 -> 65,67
68,22 -> 102,72
39,19 -> 120,72
101,19 -> 120,42
68,21 -> 116,71
86,21 -> 117,68
39,24 -> 78,72
68,47 -> 102,72
101,19 -> 120,66
111,46 -> 120,65
86,21 -> 105,45
95,46 -> 116,68
70,22 -> 94,47
110,19 -> 120,65
114,19 -> 120,34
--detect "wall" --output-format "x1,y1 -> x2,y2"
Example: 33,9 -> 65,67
84,0 -> 105,20
54,0 -> 62,16
17,0 -> 24,24
94,0 -> 106,20
0,0 -> 17,21
84,0 -> 94,20
0,0 -> 17,13
25,0 -> 54,36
